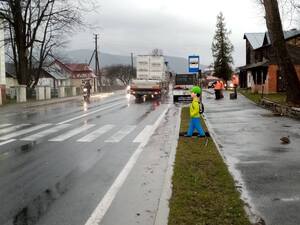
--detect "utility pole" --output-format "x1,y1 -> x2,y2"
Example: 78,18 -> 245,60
89,34 -> 101,92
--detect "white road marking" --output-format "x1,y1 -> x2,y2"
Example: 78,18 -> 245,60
57,102 -> 122,125
77,125 -> 114,142
84,106 -> 169,225
105,125 -> 136,143
0,124 -> 13,129
0,124 -> 30,135
20,124 -> 71,141
0,124 -> 52,141
0,139 -> 17,146
49,124 -> 95,142
133,125 -> 153,143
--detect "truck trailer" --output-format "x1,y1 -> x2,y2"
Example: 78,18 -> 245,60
130,55 -> 169,100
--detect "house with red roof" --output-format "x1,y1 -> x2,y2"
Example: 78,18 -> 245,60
53,60 -> 97,92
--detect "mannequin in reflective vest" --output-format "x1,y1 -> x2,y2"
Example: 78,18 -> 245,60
184,86 -> 206,137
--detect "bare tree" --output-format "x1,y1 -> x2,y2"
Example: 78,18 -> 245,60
260,0 -> 300,104
105,64 -> 136,86
0,0 -> 95,87
151,48 -> 163,56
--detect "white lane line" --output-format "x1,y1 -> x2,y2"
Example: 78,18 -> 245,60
49,124 -> 95,142
0,124 -> 52,141
0,124 -> 30,135
20,124 -> 71,141
57,102 -> 122,125
105,125 -> 136,143
133,125 -> 153,143
77,125 -> 115,143
0,139 -> 17,146
84,106 -> 169,225
0,124 -> 13,129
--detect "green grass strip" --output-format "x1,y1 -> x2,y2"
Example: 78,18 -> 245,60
239,89 -> 286,105
168,107 -> 251,225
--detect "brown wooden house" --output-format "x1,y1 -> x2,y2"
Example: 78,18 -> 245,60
239,29 -> 300,93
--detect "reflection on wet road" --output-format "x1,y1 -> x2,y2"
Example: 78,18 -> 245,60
0,92 -> 172,225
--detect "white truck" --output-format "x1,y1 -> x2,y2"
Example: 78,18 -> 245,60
130,55 -> 169,100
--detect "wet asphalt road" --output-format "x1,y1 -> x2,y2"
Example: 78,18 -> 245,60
0,91 -> 178,225
203,90 -> 300,225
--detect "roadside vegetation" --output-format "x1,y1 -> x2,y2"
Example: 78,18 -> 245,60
239,89 -> 287,105
168,107 -> 251,225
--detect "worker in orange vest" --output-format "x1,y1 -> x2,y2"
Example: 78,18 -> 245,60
214,80 -> 222,100
220,80 -> 225,98
232,74 -> 239,98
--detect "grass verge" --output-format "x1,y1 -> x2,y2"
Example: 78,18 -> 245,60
168,107 -> 251,225
239,89 -> 286,105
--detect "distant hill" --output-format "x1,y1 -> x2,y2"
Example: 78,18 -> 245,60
64,49 -> 207,74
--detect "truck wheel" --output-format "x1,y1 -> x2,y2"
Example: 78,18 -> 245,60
135,95 -> 142,103
173,96 -> 178,103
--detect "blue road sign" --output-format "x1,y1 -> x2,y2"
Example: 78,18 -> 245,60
188,56 -> 200,73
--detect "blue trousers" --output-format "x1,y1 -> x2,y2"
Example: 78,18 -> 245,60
187,118 -> 205,136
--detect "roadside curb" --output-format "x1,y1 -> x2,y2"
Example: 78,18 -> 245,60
260,98 -> 300,119
23,96 -> 81,108
154,106 -> 181,225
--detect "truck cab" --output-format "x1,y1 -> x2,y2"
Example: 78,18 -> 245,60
173,73 -> 197,102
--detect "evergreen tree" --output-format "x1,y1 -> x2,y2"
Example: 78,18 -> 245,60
212,12 -> 234,82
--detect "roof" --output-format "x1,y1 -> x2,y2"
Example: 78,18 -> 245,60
5,62 -> 68,80
244,33 -> 265,50
284,29 -> 300,40
43,66 -> 68,80
240,59 -> 269,70
244,29 -> 300,50
64,64 -> 93,73
240,45 -> 300,70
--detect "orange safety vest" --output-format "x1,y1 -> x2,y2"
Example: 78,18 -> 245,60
214,81 -> 222,90
232,75 -> 239,86
220,80 -> 225,89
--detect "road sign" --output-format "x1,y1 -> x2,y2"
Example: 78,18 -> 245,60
188,56 -> 200,73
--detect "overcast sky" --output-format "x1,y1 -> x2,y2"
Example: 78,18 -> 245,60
68,0 -> 291,67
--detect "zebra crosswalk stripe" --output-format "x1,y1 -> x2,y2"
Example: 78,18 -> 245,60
0,124 -> 13,129
49,124 -> 95,142
133,125 -> 153,143
0,124 -> 30,136
0,124 -> 52,141
105,125 -> 136,143
77,125 -> 115,143
20,124 -> 71,141
0,139 -> 16,146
